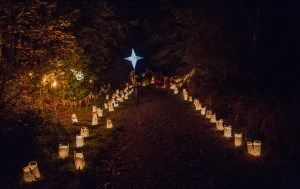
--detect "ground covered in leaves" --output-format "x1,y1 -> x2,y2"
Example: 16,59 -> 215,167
2,87 -> 297,189
99,88 -> 295,189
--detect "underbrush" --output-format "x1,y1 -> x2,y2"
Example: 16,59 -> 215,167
0,104 -> 124,188
188,80 -> 299,163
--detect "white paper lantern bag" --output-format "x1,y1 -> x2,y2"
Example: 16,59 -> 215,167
76,135 -> 84,147
74,152 -> 85,170
109,102 -> 114,112
23,161 -> 41,182
210,114 -> 216,123
92,106 -> 97,113
201,107 -> 206,115
234,133 -> 242,147
205,110 -> 212,119
97,108 -> 103,117
81,127 -> 89,138
247,142 -> 254,155
247,140 -> 261,156
106,118 -> 113,129
59,144 -> 69,159
183,94 -> 188,101
92,113 -> 98,125
216,119 -> 224,130
224,125 -> 232,138
253,140 -> 261,156
72,113 -> 78,123
104,103 -> 108,109
174,87 -> 178,94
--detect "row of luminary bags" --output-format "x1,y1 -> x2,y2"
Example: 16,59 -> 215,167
170,84 -> 262,157
22,84 -> 134,183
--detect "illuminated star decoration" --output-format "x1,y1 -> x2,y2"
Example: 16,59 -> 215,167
124,48 -> 143,69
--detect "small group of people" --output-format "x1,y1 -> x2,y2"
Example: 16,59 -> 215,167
154,75 -> 173,89
128,69 -> 183,90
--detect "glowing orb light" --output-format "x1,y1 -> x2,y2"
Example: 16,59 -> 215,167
124,48 -> 143,69
52,81 -> 57,88
71,69 -> 84,81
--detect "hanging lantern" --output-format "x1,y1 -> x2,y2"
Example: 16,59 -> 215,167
224,125 -> 232,138
74,152 -> 85,170
189,96 -> 193,102
104,103 -> 108,109
72,113 -> 78,123
216,119 -> 224,130
183,89 -> 187,93
114,102 -> 119,108
92,113 -> 98,125
201,107 -> 206,115
106,118 -> 113,129
234,133 -> 242,147
23,161 -> 41,182
210,114 -> 216,123
80,127 -> 89,138
59,144 -> 69,159
97,108 -> 103,117
76,135 -> 84,147
106,94 -> 109,100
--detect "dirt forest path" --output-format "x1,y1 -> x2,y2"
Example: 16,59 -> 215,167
99,88 -> 282,189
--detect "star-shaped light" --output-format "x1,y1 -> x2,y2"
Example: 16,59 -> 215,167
124,48 -> 143,69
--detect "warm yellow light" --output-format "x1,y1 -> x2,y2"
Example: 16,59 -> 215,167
89,79 -> 92,83
29,73 -> 33,76
52,81 -> 57,87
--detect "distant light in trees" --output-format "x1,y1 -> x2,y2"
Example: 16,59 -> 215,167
71,69 -> 84,80
52,81 -> 57,88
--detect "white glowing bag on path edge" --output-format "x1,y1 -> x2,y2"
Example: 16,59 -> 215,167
74,152 -> 85,170
59,144 -> 69,159
23,161 -> 41,182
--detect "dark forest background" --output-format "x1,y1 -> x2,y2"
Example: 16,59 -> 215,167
69,0 -> 300,160
0,0 -> 299,187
